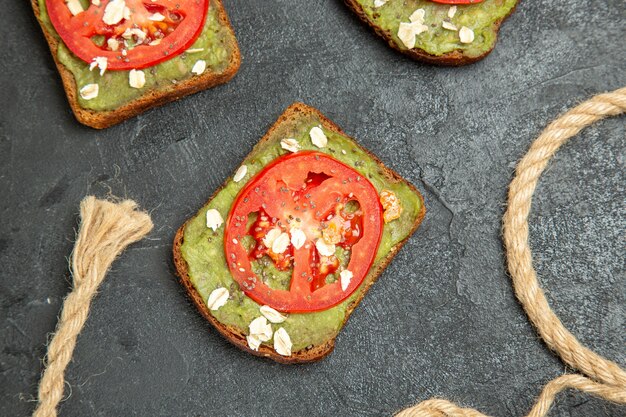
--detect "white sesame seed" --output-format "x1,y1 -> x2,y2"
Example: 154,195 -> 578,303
191,60 -> 206,75
233,165 -> 247,182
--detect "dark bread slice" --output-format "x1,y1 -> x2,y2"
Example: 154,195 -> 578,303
344,0 -> 518,66
172,102 -> 426,363
31,0 -> 241,129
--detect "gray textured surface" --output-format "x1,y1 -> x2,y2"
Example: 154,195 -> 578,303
1,1 -> 625,416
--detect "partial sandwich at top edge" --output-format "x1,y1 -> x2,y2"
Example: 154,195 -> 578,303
345,0 -> 519,65
32,0 -> 241,129
173,102 -> 425,363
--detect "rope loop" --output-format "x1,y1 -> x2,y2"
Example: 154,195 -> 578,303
397,87 -> 626,417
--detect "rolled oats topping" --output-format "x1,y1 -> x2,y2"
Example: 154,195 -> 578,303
280,138 -> 300,153
260,305 -> 287,323
206,209 -> 224,231
273,327 -> 292,356
207,287 -> 229,311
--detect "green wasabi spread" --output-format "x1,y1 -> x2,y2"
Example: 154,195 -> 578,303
37,0 -> 235,111
357,0 -> 517,57
180,112 -> 424,352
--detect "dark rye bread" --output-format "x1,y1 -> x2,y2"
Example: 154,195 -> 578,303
31,0 -> 241,129
172,103 -> 425,363
344,0 -> 518,66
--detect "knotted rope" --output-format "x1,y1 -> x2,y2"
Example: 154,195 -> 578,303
397,88 -> 626,417
33,197 -> 153,417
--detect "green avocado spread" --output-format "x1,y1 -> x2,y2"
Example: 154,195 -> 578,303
37,0 -> 235,111
180,111 -> 424,352
356,0 -> 517,57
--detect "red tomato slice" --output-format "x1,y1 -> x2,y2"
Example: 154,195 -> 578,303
224,152 -> 384,313
430,0 -> 484,3
45,0 -> 208,70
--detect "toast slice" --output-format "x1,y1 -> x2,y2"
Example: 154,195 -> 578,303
173,103 -> 425,363
345,0 -> 518,66
31,0 -> 241,129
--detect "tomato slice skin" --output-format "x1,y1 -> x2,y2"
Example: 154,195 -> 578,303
45,0 -> 209,70
429,0 -> 484,4
224,152 -> 384,313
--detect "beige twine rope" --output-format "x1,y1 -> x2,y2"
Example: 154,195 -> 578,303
396,88 -> 626,417
33,197 -> 153,417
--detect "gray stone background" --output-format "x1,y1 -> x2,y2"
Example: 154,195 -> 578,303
1,1 -> 624,416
